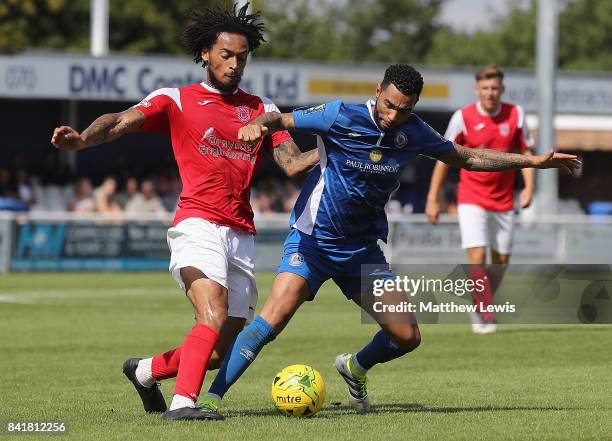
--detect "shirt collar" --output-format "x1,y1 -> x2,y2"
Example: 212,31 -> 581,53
366,99 -> 383,131
200,81 -> 239,95
476,101 -> 502,117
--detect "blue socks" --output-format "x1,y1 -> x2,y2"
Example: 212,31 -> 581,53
355,330 -> 410,370
208,316 -> 275,399
208,320 -> 409,399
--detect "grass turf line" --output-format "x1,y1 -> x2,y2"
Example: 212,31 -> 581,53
0,272 -> 610,441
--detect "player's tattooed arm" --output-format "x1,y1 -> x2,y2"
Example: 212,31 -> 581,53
51,108 -> 145,151
434,144 -> 581,174
238,112 -> 295,142
273,141 -> 319,178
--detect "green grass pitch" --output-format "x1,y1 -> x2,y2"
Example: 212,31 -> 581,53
0,272 -> 610,440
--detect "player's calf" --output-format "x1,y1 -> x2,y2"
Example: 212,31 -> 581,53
386,324 -> 422,352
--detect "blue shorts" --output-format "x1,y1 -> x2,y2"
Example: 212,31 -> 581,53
276,229 -> 395,300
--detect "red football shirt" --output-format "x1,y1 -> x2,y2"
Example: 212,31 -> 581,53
134,82 -> 292,233
445,101 -> 534,211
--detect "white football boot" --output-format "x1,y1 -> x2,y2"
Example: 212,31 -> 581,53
334,353 -> 371,412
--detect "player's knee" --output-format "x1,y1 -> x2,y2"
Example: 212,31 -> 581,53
194,307 -> 227,331
467,247 -> 486,265
392,328 -> 421,352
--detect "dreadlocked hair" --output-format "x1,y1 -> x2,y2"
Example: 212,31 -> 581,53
381,64 -> 424,97
182,2 -> 266,67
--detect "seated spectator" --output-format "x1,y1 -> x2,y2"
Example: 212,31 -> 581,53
0,166 -> 17,199
116,176 -> 140,209
94,176 -> 122,213
125,180 -> 166,214
153,170 -> 181,212
0,166 -> 28,212
282,181 -> 299,213
16,168 -> 35,208
69,178 -> 96,213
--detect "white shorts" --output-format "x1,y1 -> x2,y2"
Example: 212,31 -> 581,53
167,217 -> 257,321
457,204 -> 515,255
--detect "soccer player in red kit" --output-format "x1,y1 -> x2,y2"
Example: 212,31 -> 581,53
51,4 -> 318,420
426,65 -> 535,334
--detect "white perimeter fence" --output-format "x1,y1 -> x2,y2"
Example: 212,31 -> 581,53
0,212 -> 610,274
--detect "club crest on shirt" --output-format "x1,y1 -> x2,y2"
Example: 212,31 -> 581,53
394,131 -> 408,148
499,123 -> 510,136
370,149 -> 383,163
236,106 -> 251,124
288,253 -> 304,267
139,99 -> 151,108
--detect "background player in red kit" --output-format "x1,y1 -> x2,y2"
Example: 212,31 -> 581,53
51,3 -> 318,420
426,65 -> 535,334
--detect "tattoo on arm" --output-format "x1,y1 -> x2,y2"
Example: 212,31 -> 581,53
82,114 -> 117,145
441,144 -> 533,171
272,141 -> 295,171
273,141 -> 319,177
250,112 -> 295,133
81,109 -> 144,147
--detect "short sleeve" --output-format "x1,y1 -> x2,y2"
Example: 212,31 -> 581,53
515,105 -> 535,152
270,131 -> 293,149
133,88 -> 182,133
416,117 -> 455,158
261,97 -> 293,149
292,100 -> 342,135
444,109 -> 466,144
261,130 -> 293,152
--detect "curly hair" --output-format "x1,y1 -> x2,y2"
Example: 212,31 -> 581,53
381,64 -> 424,97
182,2 -> 266,67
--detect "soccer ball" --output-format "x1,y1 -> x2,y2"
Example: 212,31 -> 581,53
271,364 -> 326,417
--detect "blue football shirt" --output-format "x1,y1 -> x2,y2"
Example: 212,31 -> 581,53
290,99 -> 454,242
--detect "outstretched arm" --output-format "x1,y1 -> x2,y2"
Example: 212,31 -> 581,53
239,112 -> 317,177
51,108 -> 145,151
273,141 -> 319,178
238,112 -> 295,142
434,144 -> 581,174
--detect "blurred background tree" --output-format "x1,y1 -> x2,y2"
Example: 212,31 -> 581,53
0,0 -> 209,53
1,0 -> 611,72
427,1 -> 536,68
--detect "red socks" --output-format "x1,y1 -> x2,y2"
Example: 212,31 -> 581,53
173,324 -> 219,401
151,347 -> 182,381
470,266 -> 496,322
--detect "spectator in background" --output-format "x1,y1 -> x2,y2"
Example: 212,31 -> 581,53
125,179 -> 166,214
93,176 -> 122,213
16,168 -> 35,208
69,178 -> 95,213
0,167 -> 16,199
0,166 -> 29,211
255,178 -> 283,213
282,181 -> 299,213
117,176 -> 140,209
153,170 -> 181,212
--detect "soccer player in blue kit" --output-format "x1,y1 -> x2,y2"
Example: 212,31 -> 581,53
202,64 -> 580,414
